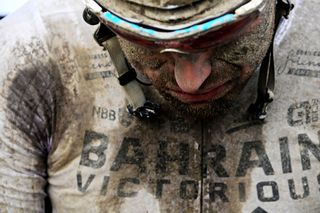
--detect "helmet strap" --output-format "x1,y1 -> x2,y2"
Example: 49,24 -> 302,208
248,0 -> 294,120
93,24 -> 160,119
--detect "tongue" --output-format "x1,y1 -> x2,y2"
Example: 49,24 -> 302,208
174,53 -> 212,93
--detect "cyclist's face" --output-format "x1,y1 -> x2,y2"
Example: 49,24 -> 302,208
119,1 -> 275,118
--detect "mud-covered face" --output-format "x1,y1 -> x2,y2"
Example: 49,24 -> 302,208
119,2 -> 275,118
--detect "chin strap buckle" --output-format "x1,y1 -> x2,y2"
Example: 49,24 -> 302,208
127,101 -> 160,119
248,89 -> 274,121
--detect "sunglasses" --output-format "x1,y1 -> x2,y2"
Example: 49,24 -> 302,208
84,0 -> 266,52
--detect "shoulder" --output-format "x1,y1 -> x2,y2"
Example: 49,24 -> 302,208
0,0 -> 112,153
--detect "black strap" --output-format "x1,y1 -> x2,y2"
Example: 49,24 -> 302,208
93,23 -> 116,47
118,68 -> 137,86
249,0 -> 294,120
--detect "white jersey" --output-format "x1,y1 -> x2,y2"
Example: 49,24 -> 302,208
0,0 -> 319,212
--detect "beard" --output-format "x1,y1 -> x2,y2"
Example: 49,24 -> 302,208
159,91 -> 235,119
145,59 -> 250,120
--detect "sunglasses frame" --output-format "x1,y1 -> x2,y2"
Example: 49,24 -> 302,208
84,0 -> 266,41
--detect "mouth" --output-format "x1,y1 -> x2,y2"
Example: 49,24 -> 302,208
167,80 -> 235,104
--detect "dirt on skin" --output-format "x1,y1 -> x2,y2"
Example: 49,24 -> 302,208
118,1 -> 275,119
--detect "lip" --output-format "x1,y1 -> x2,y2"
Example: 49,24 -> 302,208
167,80 -> 235,103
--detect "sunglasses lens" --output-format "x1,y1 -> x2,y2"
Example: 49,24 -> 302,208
108,12 -> 259,52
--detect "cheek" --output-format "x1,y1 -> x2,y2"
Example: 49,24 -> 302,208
240,64 -> 255,80
211,9 -> 274,67
145,61 -> 176,85
144,68 -> 160,82
118,37 -> 159,69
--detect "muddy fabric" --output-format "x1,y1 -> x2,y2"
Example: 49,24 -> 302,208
0,0 -> 320,212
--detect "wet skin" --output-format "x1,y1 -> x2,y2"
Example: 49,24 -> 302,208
119,1 -> 276,118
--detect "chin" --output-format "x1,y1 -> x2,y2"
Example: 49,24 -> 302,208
161,92 -> 235,120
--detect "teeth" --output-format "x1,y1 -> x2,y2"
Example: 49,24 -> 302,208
235,0 -> 264,16
83,0 -> 102,13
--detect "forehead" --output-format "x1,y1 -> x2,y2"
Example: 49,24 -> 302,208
96,0 -> 249,29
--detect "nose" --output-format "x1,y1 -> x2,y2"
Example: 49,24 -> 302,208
172,51 -> 212,93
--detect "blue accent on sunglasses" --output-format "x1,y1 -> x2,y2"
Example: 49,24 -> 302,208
103,11 -> 236,39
